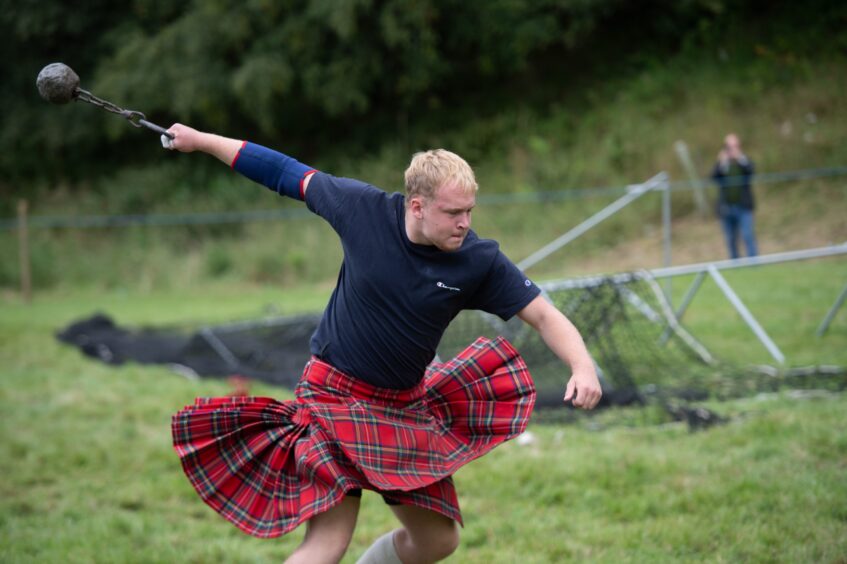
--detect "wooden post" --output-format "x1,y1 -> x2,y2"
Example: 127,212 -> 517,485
17,199 -> 31,303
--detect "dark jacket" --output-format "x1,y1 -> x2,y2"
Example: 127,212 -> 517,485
712,156 -> 755,211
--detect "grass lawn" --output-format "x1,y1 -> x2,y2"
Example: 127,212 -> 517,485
1,262 -> 846,563
666,260 -> 847,367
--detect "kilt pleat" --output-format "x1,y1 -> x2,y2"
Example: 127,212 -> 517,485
172,336 -> 535,538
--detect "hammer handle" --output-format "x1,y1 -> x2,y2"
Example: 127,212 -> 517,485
139,119 -> 174,139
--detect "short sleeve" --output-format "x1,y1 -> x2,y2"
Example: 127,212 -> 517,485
466,251 -> 541,320
304,172 -> 381,235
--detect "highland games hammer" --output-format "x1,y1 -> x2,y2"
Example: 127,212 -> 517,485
36,62 -> 174,142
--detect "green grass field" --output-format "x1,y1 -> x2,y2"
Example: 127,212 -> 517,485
1,260 -> 846,563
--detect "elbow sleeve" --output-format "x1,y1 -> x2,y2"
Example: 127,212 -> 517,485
231,141 -> 316,201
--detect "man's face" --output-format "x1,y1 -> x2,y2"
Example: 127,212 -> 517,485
417,180 -> 476,252
725,134 -> 741,154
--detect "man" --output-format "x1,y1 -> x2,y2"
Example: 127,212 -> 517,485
166,124 -> 601,564
712,133 -> 758,259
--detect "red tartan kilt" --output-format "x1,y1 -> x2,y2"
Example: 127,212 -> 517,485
172,336 -> 536,538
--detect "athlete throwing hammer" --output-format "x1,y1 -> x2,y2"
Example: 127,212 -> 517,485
165,124 -> 601,564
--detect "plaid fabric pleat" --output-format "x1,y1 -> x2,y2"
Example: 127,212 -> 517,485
172,336 -> 535,538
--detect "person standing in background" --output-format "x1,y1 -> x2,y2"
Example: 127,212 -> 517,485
712,133 -> 758,259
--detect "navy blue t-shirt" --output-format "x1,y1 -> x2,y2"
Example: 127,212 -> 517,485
305,172 -> 540,389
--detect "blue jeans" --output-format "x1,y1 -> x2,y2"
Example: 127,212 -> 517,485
720,204 -> 758,259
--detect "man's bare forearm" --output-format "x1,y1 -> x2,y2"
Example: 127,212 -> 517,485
537,310 -> 594,373
165,124 -> 242,164
194,132 -> 243,165
518,295 -> 602,408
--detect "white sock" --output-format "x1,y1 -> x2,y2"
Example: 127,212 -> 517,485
356,530 -> 403,564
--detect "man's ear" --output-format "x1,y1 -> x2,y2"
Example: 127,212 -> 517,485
409,196 -> 425,219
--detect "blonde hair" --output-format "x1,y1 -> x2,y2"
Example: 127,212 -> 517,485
404,149 -> 478,201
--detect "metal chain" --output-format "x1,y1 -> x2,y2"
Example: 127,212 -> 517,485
75,88 -> 146,128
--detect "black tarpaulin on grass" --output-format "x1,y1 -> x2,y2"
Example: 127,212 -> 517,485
56,313 -> 320,388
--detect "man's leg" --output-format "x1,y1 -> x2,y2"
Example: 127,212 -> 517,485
386,504 -> 460,564
720,209 -> 740,259
286,495 -> 361,564
739,209 -> 759,257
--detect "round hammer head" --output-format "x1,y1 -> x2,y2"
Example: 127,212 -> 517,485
37,63 -> 80,104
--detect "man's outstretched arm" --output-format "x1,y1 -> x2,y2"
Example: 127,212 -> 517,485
517,295 -> 602,409
164,123 -> 316,196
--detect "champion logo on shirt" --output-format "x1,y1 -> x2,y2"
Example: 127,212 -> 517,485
436,281 -> 461,292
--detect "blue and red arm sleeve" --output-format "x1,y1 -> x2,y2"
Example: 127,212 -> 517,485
230,141 -> 316,201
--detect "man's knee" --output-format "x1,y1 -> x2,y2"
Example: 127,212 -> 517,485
407,520 -> 460,560
432,522 -> 460,559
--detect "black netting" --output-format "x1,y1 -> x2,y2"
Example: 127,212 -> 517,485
438,274 -> 714,411
57,274 -> 845,421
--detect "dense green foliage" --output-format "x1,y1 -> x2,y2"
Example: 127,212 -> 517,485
3,0 -> 846,197
2,1 -> 846,293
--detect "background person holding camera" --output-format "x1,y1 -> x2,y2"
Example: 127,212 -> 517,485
712,133 -> 759,259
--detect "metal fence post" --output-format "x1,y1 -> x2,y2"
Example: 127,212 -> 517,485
662,175 -> 672,304
517,172 -> 668,272
707,265 -> 785,364
816,281 -> 847,336
659,270 -> 707,345
673,140 -> 709,216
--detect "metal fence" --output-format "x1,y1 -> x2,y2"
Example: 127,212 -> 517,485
5,164 -> 846,312
4,165 -> 847,231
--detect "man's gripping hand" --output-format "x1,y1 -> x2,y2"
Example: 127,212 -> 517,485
564,366 -> 602,410
162,123 -> 205,153
161,124 -> 243,165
